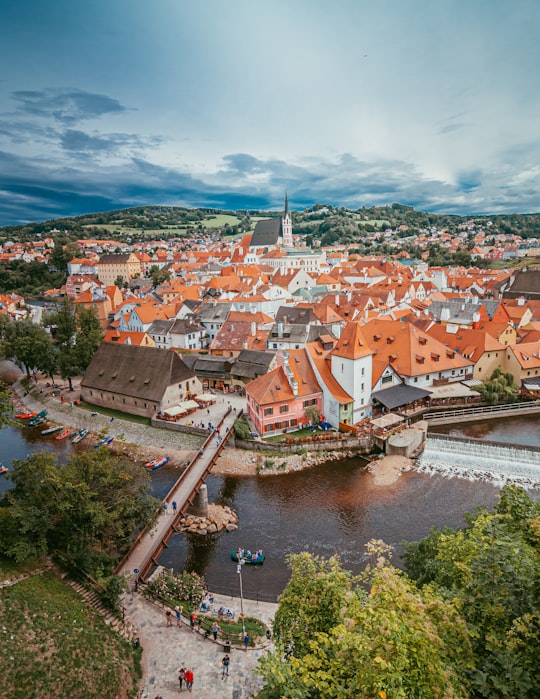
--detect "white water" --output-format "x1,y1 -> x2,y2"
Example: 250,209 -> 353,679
417,436 -> 540,488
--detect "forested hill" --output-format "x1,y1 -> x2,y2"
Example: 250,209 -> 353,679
1,203 -> 539,245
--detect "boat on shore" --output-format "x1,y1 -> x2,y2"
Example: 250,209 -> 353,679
41,425 -> 64,436
28,410 -> 48,426
145,455 -> 171,470
0,464 -> 8,475
230,548 -> 265,565
15,411 -> 38,420
72,429 -> 89,444
94,435 -> 114,448
55,428 -> 72,440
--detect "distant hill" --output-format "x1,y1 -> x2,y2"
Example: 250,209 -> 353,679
0,203 -> 539,245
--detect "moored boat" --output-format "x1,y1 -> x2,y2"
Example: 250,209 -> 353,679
41,425 -> 64,436
230,548 -> 265,565
94,435 -> 114,448
55,428 -> 72,440
15,411 -> 38,420
28,416 -> 46,427
72,428 -> 89,444
145,455 -> 171,470
0,464 -> 8,475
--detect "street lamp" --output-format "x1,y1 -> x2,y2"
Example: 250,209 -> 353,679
236,558 -> 245,636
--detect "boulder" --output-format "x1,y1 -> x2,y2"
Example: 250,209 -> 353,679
225,523 -> 238,532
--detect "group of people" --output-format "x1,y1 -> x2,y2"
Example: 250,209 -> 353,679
177,667 -> 194,692
237,547 -> 263,562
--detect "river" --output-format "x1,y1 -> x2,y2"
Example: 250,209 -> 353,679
2,414 -> 540,600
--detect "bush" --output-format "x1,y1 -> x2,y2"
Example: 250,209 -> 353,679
234,416 -> 251,440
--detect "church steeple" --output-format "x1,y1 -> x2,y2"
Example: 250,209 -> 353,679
281,191 -> 293,247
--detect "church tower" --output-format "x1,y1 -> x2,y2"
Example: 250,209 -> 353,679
281,192 -> 293,248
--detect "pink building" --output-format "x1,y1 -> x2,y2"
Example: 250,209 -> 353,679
246,349 -> 322,436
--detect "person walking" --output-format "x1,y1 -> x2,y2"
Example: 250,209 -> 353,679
221,654 -> 230,679
165,609 -> 172,627
172,500 -> 177,514
178,667 -> 186,691
185,668 -> 194,692
211,620 -> 219,640
244,632 -> 250,649
175,605 -> 183,626
190,612 -> 196,631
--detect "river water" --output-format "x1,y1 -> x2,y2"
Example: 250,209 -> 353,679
2,414 -> 539,600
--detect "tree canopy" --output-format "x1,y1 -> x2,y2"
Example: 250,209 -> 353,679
257,487 -> 540,699
0,449 -> 158,578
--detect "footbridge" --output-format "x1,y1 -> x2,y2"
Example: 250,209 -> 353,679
116,407 -> 239,582
423,400 -> 540,425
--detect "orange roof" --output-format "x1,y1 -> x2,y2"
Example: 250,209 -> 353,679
331,322 -> 372,360
246,366 -> 294,404
306,342 -> 353,404
286,349 -> 322,397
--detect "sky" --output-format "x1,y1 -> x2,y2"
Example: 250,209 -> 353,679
1,0 -> 539,225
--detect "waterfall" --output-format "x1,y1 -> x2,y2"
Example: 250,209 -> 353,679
417,434 -> 540,488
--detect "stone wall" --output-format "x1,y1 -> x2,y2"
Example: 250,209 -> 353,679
236,434 -> 373,455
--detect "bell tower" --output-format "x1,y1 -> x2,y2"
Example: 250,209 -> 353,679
281,192 -> 293,247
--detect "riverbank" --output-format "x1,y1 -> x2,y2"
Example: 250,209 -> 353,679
367,454 -> 414,485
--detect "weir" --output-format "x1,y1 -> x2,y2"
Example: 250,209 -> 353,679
417,433 -> 540,487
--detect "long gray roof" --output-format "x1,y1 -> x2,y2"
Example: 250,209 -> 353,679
250,218 -> 282,248
81,344 -> 194,401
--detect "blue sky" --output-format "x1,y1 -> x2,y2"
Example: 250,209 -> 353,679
1,0 -> 539,225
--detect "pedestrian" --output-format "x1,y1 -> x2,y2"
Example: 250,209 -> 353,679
166,609 -> 172,627
211,620 -> 219,640
185,668 -> 194,692
190,612 -> 196,631
163,502 -> 168,515
221,653 -> 230,678
178,667 -> 186,691
207,408 -> 210,415
244,632 -> 250,649
172,500 -> 177,514
175,605 -> 183,626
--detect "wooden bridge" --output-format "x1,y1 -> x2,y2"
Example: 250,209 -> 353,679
116,407 -> 239,582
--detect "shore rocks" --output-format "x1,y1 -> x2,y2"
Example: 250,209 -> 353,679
177,503 -> 239,536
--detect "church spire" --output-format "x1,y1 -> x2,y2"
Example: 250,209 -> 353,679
284,191 -> 289,217
281,191 -> 293,247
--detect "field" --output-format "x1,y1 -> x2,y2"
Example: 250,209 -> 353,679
0,560 -> 140,698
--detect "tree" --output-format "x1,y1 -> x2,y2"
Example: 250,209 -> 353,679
257,546 -> 471,698
149,265 -> 171,288
0,449 -> 158,576
403,486 -> 540,699
1,319 -> 56,380
44,297 -> 78,390
303,405 -> 320,426
74,306 -> 103,370
477,367 -> 519,404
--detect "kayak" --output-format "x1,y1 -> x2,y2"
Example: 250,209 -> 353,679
55,428 -> 72,440
15,411 -> 37,419
41,425 -> 64,436
94,435 -> 114,448
72,429 -> 89,444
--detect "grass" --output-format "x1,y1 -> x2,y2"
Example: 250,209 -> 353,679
78,402 -> 150,426
0,567 -> 140,698
263,427 -> 320,442
0,556 -> 45,582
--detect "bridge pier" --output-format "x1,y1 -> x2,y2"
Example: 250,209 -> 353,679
187,483 -> 209,518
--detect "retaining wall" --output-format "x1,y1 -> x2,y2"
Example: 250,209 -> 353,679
236,434 -> 373,454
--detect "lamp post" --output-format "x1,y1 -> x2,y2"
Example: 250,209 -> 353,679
236,558 -> 245,636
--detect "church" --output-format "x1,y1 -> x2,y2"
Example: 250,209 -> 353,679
248,195 -> 326,273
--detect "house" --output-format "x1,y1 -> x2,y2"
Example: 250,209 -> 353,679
504,341 -> 540,389
81,343 -> 201,418
306,337 -> 354,428
96,253 -> 142,286
246,350 -> 322,436
426,325 -> 506,381
329,321 -> 373,423
147,318 -> 206,351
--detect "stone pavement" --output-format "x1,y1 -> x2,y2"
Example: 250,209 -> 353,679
123,590 -> 277,699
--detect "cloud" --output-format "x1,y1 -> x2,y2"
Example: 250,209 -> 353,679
10,88 -> 129,125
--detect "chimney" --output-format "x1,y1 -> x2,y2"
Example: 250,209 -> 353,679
251,321 -> 257,337
277,320 -> 283,338
335,293 -> 340,306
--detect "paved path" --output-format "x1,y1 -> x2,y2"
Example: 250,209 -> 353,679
124,590 -> 277,698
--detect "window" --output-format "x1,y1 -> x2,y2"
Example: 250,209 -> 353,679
303,398 -> 317,408
290,418 -> 297,427
361,367 -> 365,376
361,383 -> 364,391
341,363 -> 344,373
280,404 -> 288,414
264,407 -> 273,416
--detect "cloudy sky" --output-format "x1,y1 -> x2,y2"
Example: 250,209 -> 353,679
1,0 -> 539,224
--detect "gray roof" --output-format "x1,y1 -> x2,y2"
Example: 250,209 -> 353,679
372,384 -> 432,410
276,306 -> 319,324
98,253 -> 133,264
169,318 -> 204,335
502,270 -> 540,299
147,319 -> 174,336
197,302 -> 233,323
250,218 -> 282,248
232,349 -> 276,379
81,344 -> 194,401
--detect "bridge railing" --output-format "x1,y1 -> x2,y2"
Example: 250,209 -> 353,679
424,400 -> 540,422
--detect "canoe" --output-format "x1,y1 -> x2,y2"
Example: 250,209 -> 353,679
231,549 -> 265,565
55,428 -> 72,440
72,429 -> 89,444
15,411 -> 37,420
41,425 -> 64,436
28,417 -> 46,427
94,435 -> 114,448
